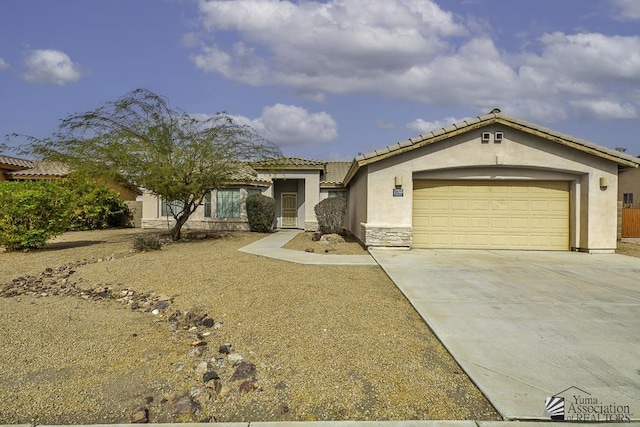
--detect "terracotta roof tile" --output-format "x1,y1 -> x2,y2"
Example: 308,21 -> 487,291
7,161 -> 68,177
253,156 -> 325,169
227,164 -> 271,185
0,155 -> 33,169
322,161 -> 351,185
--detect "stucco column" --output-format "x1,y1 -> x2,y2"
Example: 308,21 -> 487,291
304,174 -> 320,230
585,170 -> 618,252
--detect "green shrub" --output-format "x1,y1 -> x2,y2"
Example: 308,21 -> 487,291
246,193 -> 275,232
0,181 -> 72,251
314,196 -> 347,234
133,234 -> 162,251
59,176 -> 132,230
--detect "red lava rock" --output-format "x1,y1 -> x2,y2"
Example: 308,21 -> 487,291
169,393 -> 201,415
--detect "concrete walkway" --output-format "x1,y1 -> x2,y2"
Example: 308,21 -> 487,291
238,230 -> 377,265
370,249 -> 640,422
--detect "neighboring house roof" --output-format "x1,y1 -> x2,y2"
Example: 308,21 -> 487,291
7,161 -> 69,179
0,155 -> 34,170
253,156 -> 326,170
344,109 -> 640,185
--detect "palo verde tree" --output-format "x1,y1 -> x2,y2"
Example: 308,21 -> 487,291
21,89 -> 281,240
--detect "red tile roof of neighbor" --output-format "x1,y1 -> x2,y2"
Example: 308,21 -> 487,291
0,155 -> 34,169
6,161 -> 69,178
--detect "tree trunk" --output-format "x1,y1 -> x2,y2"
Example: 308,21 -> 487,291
170,212 -> 191,241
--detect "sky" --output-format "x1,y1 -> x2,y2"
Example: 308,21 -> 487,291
1,0 -> 640,161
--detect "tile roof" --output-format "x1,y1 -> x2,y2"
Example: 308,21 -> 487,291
7,161 -> 69,178
252,156 -> 326,169
322,161 -> 351,185
225,164 -> 272,185
0,155 -> 34,169
347,109 -> 640,183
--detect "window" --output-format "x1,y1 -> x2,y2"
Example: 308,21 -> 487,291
217,189 -> 240,218
161,199 -> 184,217
624,193 -> 634,204
248,188 -> 262,197
203,192 -> 212,217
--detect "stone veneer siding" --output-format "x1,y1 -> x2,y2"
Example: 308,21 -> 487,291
304,220 -> 319,231
141,218 -> 250,232
362,224 -> 412,247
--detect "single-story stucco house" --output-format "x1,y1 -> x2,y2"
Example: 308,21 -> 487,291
141,109 -> 640,253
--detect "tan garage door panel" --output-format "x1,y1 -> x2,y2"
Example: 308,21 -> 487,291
413,180 -> 569,250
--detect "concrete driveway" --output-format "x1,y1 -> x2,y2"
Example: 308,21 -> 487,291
369,249 -> 640,421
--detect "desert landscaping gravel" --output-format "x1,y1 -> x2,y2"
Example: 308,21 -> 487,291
283,231 -> 369,255
0,229 -> 502,424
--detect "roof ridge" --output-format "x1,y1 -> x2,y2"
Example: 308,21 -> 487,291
354,110 -> 639,166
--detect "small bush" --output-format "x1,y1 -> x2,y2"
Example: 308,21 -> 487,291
0,181 -> 71,251
246,193 -> 275,232
133,234 -> 162,251
59,176 -> 132,230
314,197 -> 347,234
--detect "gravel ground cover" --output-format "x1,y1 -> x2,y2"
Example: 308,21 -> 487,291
283,231 -> 368,255
0,228 -> 500,424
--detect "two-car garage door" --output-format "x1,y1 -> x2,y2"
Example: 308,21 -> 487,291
412,180 -> 569,250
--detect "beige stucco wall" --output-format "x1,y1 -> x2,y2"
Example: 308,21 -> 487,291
347,166 -> 368,243
141,187 -> 266,232
362,124 -> 620,252
142,168 -> 322,232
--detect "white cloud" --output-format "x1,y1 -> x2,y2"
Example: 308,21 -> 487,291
610,0 -> 640,20
193,0 -> 465,90
191,0 -> 640,122
569,100 -> 638,119
406,116 -> 470,134
513,32 -> 640,120
0,58 -> 8,70
230,104 -> 338,146
22,49 -> 82,85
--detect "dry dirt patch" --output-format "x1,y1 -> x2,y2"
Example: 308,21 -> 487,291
283,231 -> 367,255
0,228 -> 499,424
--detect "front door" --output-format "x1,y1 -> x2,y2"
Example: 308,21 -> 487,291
281,193 -> 298,228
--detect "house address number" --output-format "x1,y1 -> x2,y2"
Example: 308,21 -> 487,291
393,188 -> 404,197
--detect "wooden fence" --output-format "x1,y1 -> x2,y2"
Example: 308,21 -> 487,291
621,207 -> 640,238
